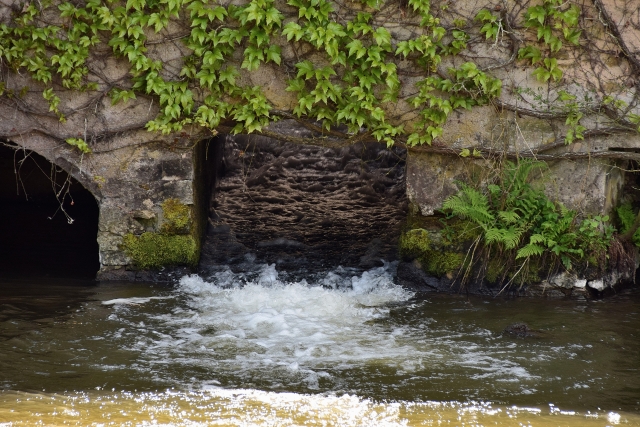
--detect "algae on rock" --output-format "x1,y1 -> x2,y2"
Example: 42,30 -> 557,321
399,228 -> 464,277
122,233 -> 198,269
161,198 -> 192,234
122,198 -> 199,269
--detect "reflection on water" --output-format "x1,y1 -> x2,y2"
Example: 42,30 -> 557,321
0,389 -> 637,426
0,264 -> 639,425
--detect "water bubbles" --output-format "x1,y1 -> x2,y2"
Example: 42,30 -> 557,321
608,411 -> 622,424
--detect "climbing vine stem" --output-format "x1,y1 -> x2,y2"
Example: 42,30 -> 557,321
0,0 -> 638,153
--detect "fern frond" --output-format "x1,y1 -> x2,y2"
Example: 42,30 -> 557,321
498,210 -> 520,224
442,185 -> 494,225
488,184 -> 501,196
529,234 -> 545,244
503,227 -> 524,249
484,227 -> 503,245
513,160 -> 547,189
617,202 -> 636,233
516,243 -> 544,259
484,226 -> 523,249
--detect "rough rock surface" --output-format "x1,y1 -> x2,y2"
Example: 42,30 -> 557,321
199,134 -> 408,276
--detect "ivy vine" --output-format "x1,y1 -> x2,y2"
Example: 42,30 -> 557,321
0,0 -> 638,152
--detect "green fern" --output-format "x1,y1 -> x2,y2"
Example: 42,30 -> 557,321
617,202 -> 636,232
516,243 -> 544,258
440,159 -> 615,286
485,226 -> 524,249
498,210 -> 520,223
616,202 -> 640,246
442,184 -> 494,225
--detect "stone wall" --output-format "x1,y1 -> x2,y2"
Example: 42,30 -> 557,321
1,0 -> 640,281
1,124 -> 203,279
406,107 -> 636,218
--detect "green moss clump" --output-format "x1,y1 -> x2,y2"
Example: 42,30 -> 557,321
161,198 -> 192,234
399,228 -> 463,276
122,232 -> 198,269
121,198 -> 200,270
425,251 -> 464,276
399,228 -> 432,258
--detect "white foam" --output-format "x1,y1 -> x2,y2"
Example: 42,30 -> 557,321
104,264 -> 540,389
102,296 -> 173,305
608,411 -> 621,424
116,266 -> 414,385
172,266 -> 413,366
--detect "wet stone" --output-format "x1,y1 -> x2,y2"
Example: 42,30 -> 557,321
199,134 -> 408,277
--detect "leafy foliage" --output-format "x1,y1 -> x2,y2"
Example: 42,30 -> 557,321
442,160 -> 615,284
65,138 -> 91,153
0,0 -> 634,155
616,202 -> 640,246
0,0 -> 506,151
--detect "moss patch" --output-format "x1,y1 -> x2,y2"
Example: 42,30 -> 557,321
122,198 -> 200,269
399,228 -> 432,257
425,251 -> 464,277
399,228 -> 464,276
122,232 -> 198,269
161,198 -> 192,234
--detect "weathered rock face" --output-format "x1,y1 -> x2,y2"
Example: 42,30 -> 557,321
1,0 -> 640,285
200,133 -> 408,276
406,107 -> 636,218
0,133 -> 208,280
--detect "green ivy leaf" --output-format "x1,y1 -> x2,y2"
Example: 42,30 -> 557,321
532,66 -> 551,82
373,27 -> 391,48
65,137 -> 92,153
265,45 -> 281,65
526,6 -> 547,26
295,60 -> 315,79
518,46 -> 542,65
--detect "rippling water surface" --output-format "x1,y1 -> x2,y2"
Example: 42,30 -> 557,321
0,263 -> 639,425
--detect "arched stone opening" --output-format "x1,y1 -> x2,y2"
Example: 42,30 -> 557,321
199,133 -> 408,276
0,142 -> 100,278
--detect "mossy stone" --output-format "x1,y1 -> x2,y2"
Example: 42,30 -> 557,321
161,198 -> 192,234
122,232 -> 198,269
425,251 -> 464,277
120,198 -> 200,270
399,228 -> 432,258
399,228 -> 463,276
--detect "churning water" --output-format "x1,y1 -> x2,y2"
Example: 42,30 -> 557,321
0,263 -> 639,425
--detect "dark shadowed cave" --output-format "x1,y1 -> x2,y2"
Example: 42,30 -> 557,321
0,143 -> 99,279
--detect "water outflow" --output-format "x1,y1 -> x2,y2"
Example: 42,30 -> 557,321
2,263 -> 640,425
97,263 -> 640,412
106,263 -> 415,391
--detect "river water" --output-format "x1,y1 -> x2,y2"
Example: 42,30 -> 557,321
0,263 -> 639,426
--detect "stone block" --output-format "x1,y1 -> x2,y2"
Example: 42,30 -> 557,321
98,205 -> 131,235
100,250 -> 131,266
406,152 -> 469,216
97,232 -> 123,252
96,267 -> 136,281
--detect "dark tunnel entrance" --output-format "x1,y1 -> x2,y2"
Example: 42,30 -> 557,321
0,143 -> 100,279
